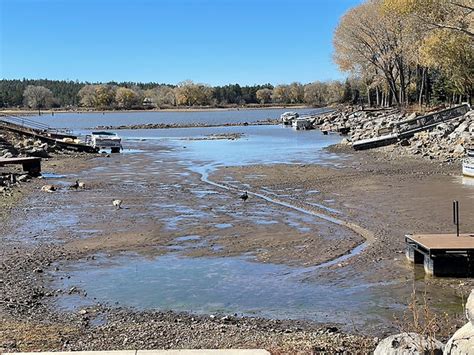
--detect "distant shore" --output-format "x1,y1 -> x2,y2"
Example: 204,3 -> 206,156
0,105 -> 317,116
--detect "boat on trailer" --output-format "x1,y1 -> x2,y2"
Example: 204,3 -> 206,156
463,146 -> 474,178
89,131 -> 123,153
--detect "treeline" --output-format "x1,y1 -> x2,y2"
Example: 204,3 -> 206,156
333,0 -> 473,107
0,79 -> 362,110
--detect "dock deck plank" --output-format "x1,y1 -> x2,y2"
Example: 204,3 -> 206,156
406,234 -> 474,251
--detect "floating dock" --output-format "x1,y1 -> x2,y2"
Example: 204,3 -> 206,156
405,233 -> 474,276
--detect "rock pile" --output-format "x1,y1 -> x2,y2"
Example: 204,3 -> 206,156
444,289 -> 474,354
0,133 -> 19,158
313,106 -> 473,161
402,111 -> 473,161
374,289 -> 474,354
13,137 -> 50,158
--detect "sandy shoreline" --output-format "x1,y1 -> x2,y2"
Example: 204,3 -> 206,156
1,139 -> 473,352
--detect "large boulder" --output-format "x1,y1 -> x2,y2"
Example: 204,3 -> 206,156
466,290 -> 474,325
374,332 -> 444,355
444,322 -> 474,355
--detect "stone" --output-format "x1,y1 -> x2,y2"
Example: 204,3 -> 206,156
466,289 -> 474,324
453,144 -> 465,156
18,174 -> 30,182
374,332 -> 444,355
444,322 -> 474,355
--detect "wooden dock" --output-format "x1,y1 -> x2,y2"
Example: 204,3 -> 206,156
0,157 -> 42,176
405,233 -> 474,276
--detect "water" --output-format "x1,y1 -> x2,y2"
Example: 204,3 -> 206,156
30,107 -> 326,130
55,253 -> 400,330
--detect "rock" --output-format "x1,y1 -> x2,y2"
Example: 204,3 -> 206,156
41,184 -> 56,192
17,174 -> 31,182
453,144 -> 465,156
374,332 -> 444,355
444,322 -> 474,355
466,289 -> 474,324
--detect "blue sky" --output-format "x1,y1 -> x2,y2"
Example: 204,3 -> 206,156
0,0 -> 361,85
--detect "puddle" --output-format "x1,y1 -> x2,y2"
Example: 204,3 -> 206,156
54,253 -> 399,330
215,223 -> 233,229
41,172 -> 67,179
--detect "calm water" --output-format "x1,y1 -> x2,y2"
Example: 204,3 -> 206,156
55,253 -> 402,331
31,107 -> 326,130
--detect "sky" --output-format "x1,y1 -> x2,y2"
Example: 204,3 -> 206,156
0,0 -> 362,86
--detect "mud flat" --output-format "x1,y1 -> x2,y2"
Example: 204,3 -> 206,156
1,127 -> 472,353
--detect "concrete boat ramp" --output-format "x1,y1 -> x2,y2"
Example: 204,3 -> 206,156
6,350 -> 270,355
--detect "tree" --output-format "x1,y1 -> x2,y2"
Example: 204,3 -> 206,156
115,87 -> 139,109
23,85 -> 54,114
95,85 -> 116,109
304,82 -> 328,106
288,82 -> 304,103
420,30 -> 473,102
383,0 -> 474,38
272,85 -> 291,104
255,88 -> 273,104
333,0 -> 423,106
144,86 -> 176,108
78,85 -> 99,107
174,80 -> 213,106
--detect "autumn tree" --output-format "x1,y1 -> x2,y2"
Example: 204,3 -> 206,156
272,85 -> 291,104
304,82 -> 328,106
334,0 -> 424,106
383,0 -> 474,38
78,85 -> 99,107
23,85 -> 54,114
115,87 -> 139,109
288,82 -> 304,103
144,86 -> 176,108
174,80 -> 213,106
256,88 -> 273,104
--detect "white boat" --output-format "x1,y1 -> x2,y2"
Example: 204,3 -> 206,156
280,111 -> 299,125
89,131 -> 122,153
462,147 -> 474,178
292,117 -> 312,130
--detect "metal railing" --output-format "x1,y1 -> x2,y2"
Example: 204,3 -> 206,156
0,114 -> 72,135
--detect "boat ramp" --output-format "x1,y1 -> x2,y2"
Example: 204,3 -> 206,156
353,104 -> 471,150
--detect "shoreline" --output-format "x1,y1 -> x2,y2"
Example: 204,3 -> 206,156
0,105 -> 317,116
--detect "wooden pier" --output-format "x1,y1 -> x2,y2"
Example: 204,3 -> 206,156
0,157 -> 42,176
405,233 -> 474,277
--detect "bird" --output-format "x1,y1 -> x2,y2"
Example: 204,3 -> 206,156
112,199 -> 123,209
240,191 -> 248,202
69,180 -> 79,190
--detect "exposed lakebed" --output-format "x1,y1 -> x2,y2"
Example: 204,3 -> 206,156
5,112 -> 469,333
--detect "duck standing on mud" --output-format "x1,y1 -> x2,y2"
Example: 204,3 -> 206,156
240,191 -> 248,202
69,180 -> 79,190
